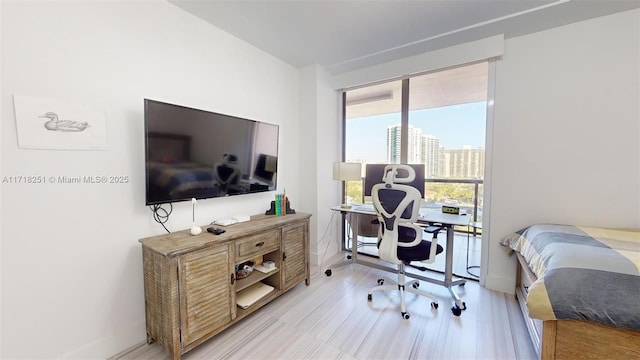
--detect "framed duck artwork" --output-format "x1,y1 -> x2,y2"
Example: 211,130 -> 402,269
13,95 -> 107,150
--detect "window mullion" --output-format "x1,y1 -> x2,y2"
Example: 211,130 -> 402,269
400,78 -> 410,164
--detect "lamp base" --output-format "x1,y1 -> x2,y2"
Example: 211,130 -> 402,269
190,225 -> 202,235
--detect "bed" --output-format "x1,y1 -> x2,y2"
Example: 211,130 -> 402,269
501,224 -> 640,359
147,160 -> 219,201
146,133 -> 220,203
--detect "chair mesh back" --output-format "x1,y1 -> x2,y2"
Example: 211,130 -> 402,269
373,182 -> 422,264
377,188 -> 416,224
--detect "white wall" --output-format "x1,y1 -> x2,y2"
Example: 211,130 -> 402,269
485,9 -> 640,292
298,65 -> 342,271
1,1 -> 301,358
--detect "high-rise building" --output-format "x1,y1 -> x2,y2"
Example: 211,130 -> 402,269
442,146 -> 485,178
387,124 -> 484,179
422,135 -> 440,178
407,126 -> 423,164
386,125 -> 401,163
387,124 -> 429,164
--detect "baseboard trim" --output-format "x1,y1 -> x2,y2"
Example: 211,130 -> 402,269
107,340 -> 147,360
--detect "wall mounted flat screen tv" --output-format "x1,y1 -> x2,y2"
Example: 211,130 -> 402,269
144,99 -> 279,205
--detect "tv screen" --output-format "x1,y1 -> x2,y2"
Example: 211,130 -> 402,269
364,164 -> 425,198
144,99 -> 279,205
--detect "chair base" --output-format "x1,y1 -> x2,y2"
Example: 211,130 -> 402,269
367,265 -> 439,319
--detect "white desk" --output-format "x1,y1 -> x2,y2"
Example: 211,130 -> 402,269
327,204 -> 471,314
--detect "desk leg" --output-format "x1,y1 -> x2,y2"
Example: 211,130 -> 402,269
325,212 -> 396,276
350,212 -> 358,261
444,225 -> 467,313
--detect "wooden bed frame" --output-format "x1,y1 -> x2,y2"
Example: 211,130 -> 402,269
515,253 -> 640,359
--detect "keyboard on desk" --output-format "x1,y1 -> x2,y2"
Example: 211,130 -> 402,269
352,204 -> 375,212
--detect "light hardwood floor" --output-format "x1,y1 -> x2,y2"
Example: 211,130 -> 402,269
120,250 -> 537,360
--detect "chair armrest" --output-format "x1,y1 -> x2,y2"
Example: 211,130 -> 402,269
423,225 -> 442,234
396,223 -> 426,248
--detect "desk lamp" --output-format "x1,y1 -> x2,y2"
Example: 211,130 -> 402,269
333,162 -> 362,209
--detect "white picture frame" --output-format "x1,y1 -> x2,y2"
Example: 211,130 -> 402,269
13,95 -> 107,150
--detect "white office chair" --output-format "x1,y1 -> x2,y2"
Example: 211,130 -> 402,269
368,164 -> 443,319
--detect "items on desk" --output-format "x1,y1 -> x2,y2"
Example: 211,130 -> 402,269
442,205 -> 460,214
333,162 -> 362,209
352,203 -> 375,212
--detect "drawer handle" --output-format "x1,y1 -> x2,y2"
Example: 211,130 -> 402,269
255,241 -> 265,247
231,273 -> 235,285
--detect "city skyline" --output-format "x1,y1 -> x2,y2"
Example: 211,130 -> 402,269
346,101 -> 487,164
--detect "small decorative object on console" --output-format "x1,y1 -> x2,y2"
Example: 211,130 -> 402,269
235,260 -> 254,279
265,195 -> 295,215
234,214 -> 250,223
214,218 -> 238,226
190,198 -> 202,235
206,227 -> 225,235
254,260 -> 278,274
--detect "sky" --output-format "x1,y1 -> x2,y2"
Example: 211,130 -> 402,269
346,101 -> 487,163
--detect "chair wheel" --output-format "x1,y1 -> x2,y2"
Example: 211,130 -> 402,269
459,282 -> 465,287
368,294 -> 372,301
347,254 -> 352,260
377,279 -> 384,285
402,312 -> 410,319
431,302 -> 438,309
325,269 -> 332,277
451,305 -> 462,316
412,282 -> 419,289
461,302 -> 467,310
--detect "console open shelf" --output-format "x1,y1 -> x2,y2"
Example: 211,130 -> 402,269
235,268 -> 280,292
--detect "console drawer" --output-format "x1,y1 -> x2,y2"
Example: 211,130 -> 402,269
235,229 -> 280,259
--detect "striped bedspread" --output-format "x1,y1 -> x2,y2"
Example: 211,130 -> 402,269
501,224 -> 640,331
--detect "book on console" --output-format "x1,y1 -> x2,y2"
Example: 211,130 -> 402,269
254,264 -> 279,274
236,282 -> 274,309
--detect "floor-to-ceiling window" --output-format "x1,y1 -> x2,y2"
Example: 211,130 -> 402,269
342,61 -> 488,278
343,79 -> 403,204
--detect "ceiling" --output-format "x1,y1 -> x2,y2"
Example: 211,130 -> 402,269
344,61 -> 488,118
169,0 -> 639,75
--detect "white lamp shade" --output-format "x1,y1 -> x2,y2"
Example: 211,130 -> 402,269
333,162 -> 362,181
